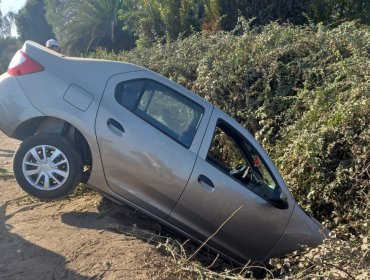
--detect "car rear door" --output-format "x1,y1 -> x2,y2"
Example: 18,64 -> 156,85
95,71 -> 212,219
168,109 -> 295,262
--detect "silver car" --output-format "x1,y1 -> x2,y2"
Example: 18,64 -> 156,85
0,41 -> 326,264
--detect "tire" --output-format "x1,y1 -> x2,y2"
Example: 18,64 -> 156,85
13,133 -> 83,200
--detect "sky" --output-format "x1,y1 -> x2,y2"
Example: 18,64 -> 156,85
0,0 -> 26,14
1,0 -> 27,36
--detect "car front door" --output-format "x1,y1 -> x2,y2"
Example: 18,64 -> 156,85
169,109 -> 296,262
95,71 -> 212,219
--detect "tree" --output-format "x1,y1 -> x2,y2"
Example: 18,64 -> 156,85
46,0 -> 135,54
0,36 -> 19,72
156,0 -> 203,38
215,0 -> 310,28
202,0 -> 221,31
119,0 -> 204,46
117,0 -> 313,46
119,0 -> 163,46
44,0 -> 370,55
0,0 -> 12,38
0,1 -> 3,34
0,0 -> 18,73
308,0 -> 370,25
14,0 -> 55,44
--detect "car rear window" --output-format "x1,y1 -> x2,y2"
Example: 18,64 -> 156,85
115,79 -> 204,148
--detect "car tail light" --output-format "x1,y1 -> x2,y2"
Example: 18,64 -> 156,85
7,50 -> 44,76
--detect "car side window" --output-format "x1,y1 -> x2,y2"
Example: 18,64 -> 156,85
115,79 -> 204,148
115,79 -> 146,110
207,120 -> 277,201
207,126 -> 247,173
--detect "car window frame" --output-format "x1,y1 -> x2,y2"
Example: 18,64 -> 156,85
114,78 -> 205,149
206,118 -> 281,202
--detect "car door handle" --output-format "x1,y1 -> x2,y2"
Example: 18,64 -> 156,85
107,118 -> 125,134
198,174 -> 214,192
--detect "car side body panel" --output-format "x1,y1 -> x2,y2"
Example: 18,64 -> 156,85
0,73 -> 44,136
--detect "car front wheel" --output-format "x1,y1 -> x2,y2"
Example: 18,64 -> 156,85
13,133 -> 83,200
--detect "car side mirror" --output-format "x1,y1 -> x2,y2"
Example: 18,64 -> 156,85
269,187 -> 288,209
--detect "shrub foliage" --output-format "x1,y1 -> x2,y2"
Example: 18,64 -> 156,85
90,21 -> 369,278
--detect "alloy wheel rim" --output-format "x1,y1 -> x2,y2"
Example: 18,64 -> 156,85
22,145 -> 69,191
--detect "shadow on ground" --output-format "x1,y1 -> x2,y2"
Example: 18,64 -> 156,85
61,197 -> 236,272
0,201 -> 93,280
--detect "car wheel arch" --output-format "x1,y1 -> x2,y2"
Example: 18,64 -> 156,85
13,133 -> 83,200
14,116 -> 92,183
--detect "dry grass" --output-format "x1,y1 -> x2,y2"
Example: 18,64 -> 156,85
109,224 -> 369,279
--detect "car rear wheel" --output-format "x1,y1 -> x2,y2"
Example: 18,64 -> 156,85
13,133 -> 83,200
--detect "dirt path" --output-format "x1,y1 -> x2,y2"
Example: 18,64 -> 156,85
0,132 -> 171,280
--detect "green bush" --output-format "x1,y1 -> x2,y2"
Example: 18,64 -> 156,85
89,21 -> 369,278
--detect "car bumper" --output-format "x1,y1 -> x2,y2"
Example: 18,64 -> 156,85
0,73 -> 44,137
264,203 -> 328,260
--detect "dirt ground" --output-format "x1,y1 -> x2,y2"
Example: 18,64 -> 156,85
0,131 -> 174,280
